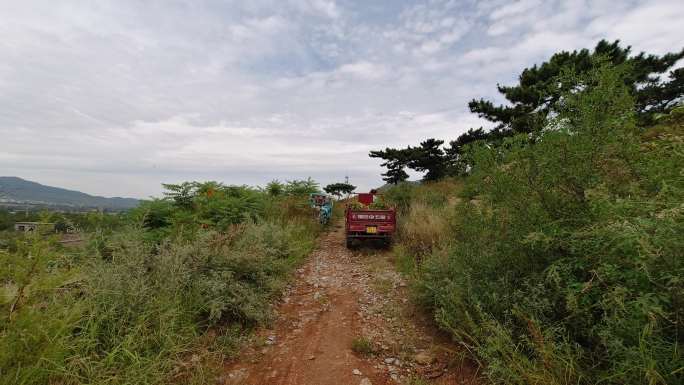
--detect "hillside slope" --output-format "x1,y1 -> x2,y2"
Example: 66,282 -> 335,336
0,176 -> 139,210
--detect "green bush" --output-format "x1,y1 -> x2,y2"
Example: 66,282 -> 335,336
408,63 -> 683,384
65,221 -> 311,384
0,238 -> 83,385
384,182 -> 417,212
0,182 -> 322,385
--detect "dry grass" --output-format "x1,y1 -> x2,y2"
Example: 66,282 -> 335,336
399,202 -> 450,259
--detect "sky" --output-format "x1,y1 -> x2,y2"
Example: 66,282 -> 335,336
1,0 -> 683,199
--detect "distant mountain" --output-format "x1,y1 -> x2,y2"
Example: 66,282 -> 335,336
0,176 -> 139,210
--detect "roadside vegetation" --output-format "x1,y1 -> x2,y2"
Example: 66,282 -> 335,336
383,55 -> 683,383
0,179 -> 323,385
2,38 -> 682,385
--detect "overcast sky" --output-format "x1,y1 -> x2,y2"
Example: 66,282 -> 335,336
1,0 -> 682,198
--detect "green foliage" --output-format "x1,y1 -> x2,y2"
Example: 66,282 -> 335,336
369,147 -> 411,184
76,211 -> 128,232
0,178 -> 322,385
283,177 -> 321,196
384,179 -> 460,266
131,182 -> 268,243
469,39 -> 684,132
371,41 -> 684,183
383,182 -> 418,212
444,127 -> 491,176
351,336 -> 374,356
384,180 -> 456,214
265,180 -> 285,196
162,181 -> 197,209
367,200 -> 389,210
0,209 -> 39,234
400,63 -> 684,384
265,179 -> 321,197
0,210 -> 13,231
0,237 -> 83,384
409,139 -> 448,181
323,182 -> 356,198
64,223 -> 313,384
369,139 -> 448,182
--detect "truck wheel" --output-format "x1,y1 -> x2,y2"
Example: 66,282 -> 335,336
383,238 -> 392,249
346,237 -> 354,249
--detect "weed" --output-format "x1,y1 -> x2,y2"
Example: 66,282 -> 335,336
351,336 -> 374,356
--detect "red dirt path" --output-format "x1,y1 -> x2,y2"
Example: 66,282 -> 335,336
221,224 -> 479,385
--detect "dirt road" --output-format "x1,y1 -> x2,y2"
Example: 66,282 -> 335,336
222,223 -> 479,385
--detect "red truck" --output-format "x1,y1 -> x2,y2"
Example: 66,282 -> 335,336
345,192 -> 396,248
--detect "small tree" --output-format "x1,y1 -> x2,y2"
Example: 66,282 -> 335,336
162,182 -> 197,209
265,180 -> 284,196
284,178 -> 320,196
324,182 -> 356,199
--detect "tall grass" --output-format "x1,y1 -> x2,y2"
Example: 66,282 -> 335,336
0,186 -> 322,385
385,179 -> 461,273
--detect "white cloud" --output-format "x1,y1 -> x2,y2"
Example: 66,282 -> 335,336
490,0 -> 542,21
290,0 -> 341,19
590,0 -> 684,54
309,0 -> 340,19
337,61 -> 389,80
230,16 -> 290,40
0,0 -> 681,197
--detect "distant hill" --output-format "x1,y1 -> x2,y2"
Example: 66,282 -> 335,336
0,177 -> 139,210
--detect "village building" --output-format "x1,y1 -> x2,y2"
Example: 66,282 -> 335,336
13,222 -> 55,234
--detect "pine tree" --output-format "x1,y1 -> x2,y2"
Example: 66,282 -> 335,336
469,40 -> 684,132
445,128 -> 491,175
323,182 -> 356,198
406,139 -> 447,181
370,139 -> 448,182
369,148 -> 410,184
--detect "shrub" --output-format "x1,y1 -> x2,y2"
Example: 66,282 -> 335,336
0,182 -> 322,385
406,63 -> 684,384
0,238 -> 82,385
